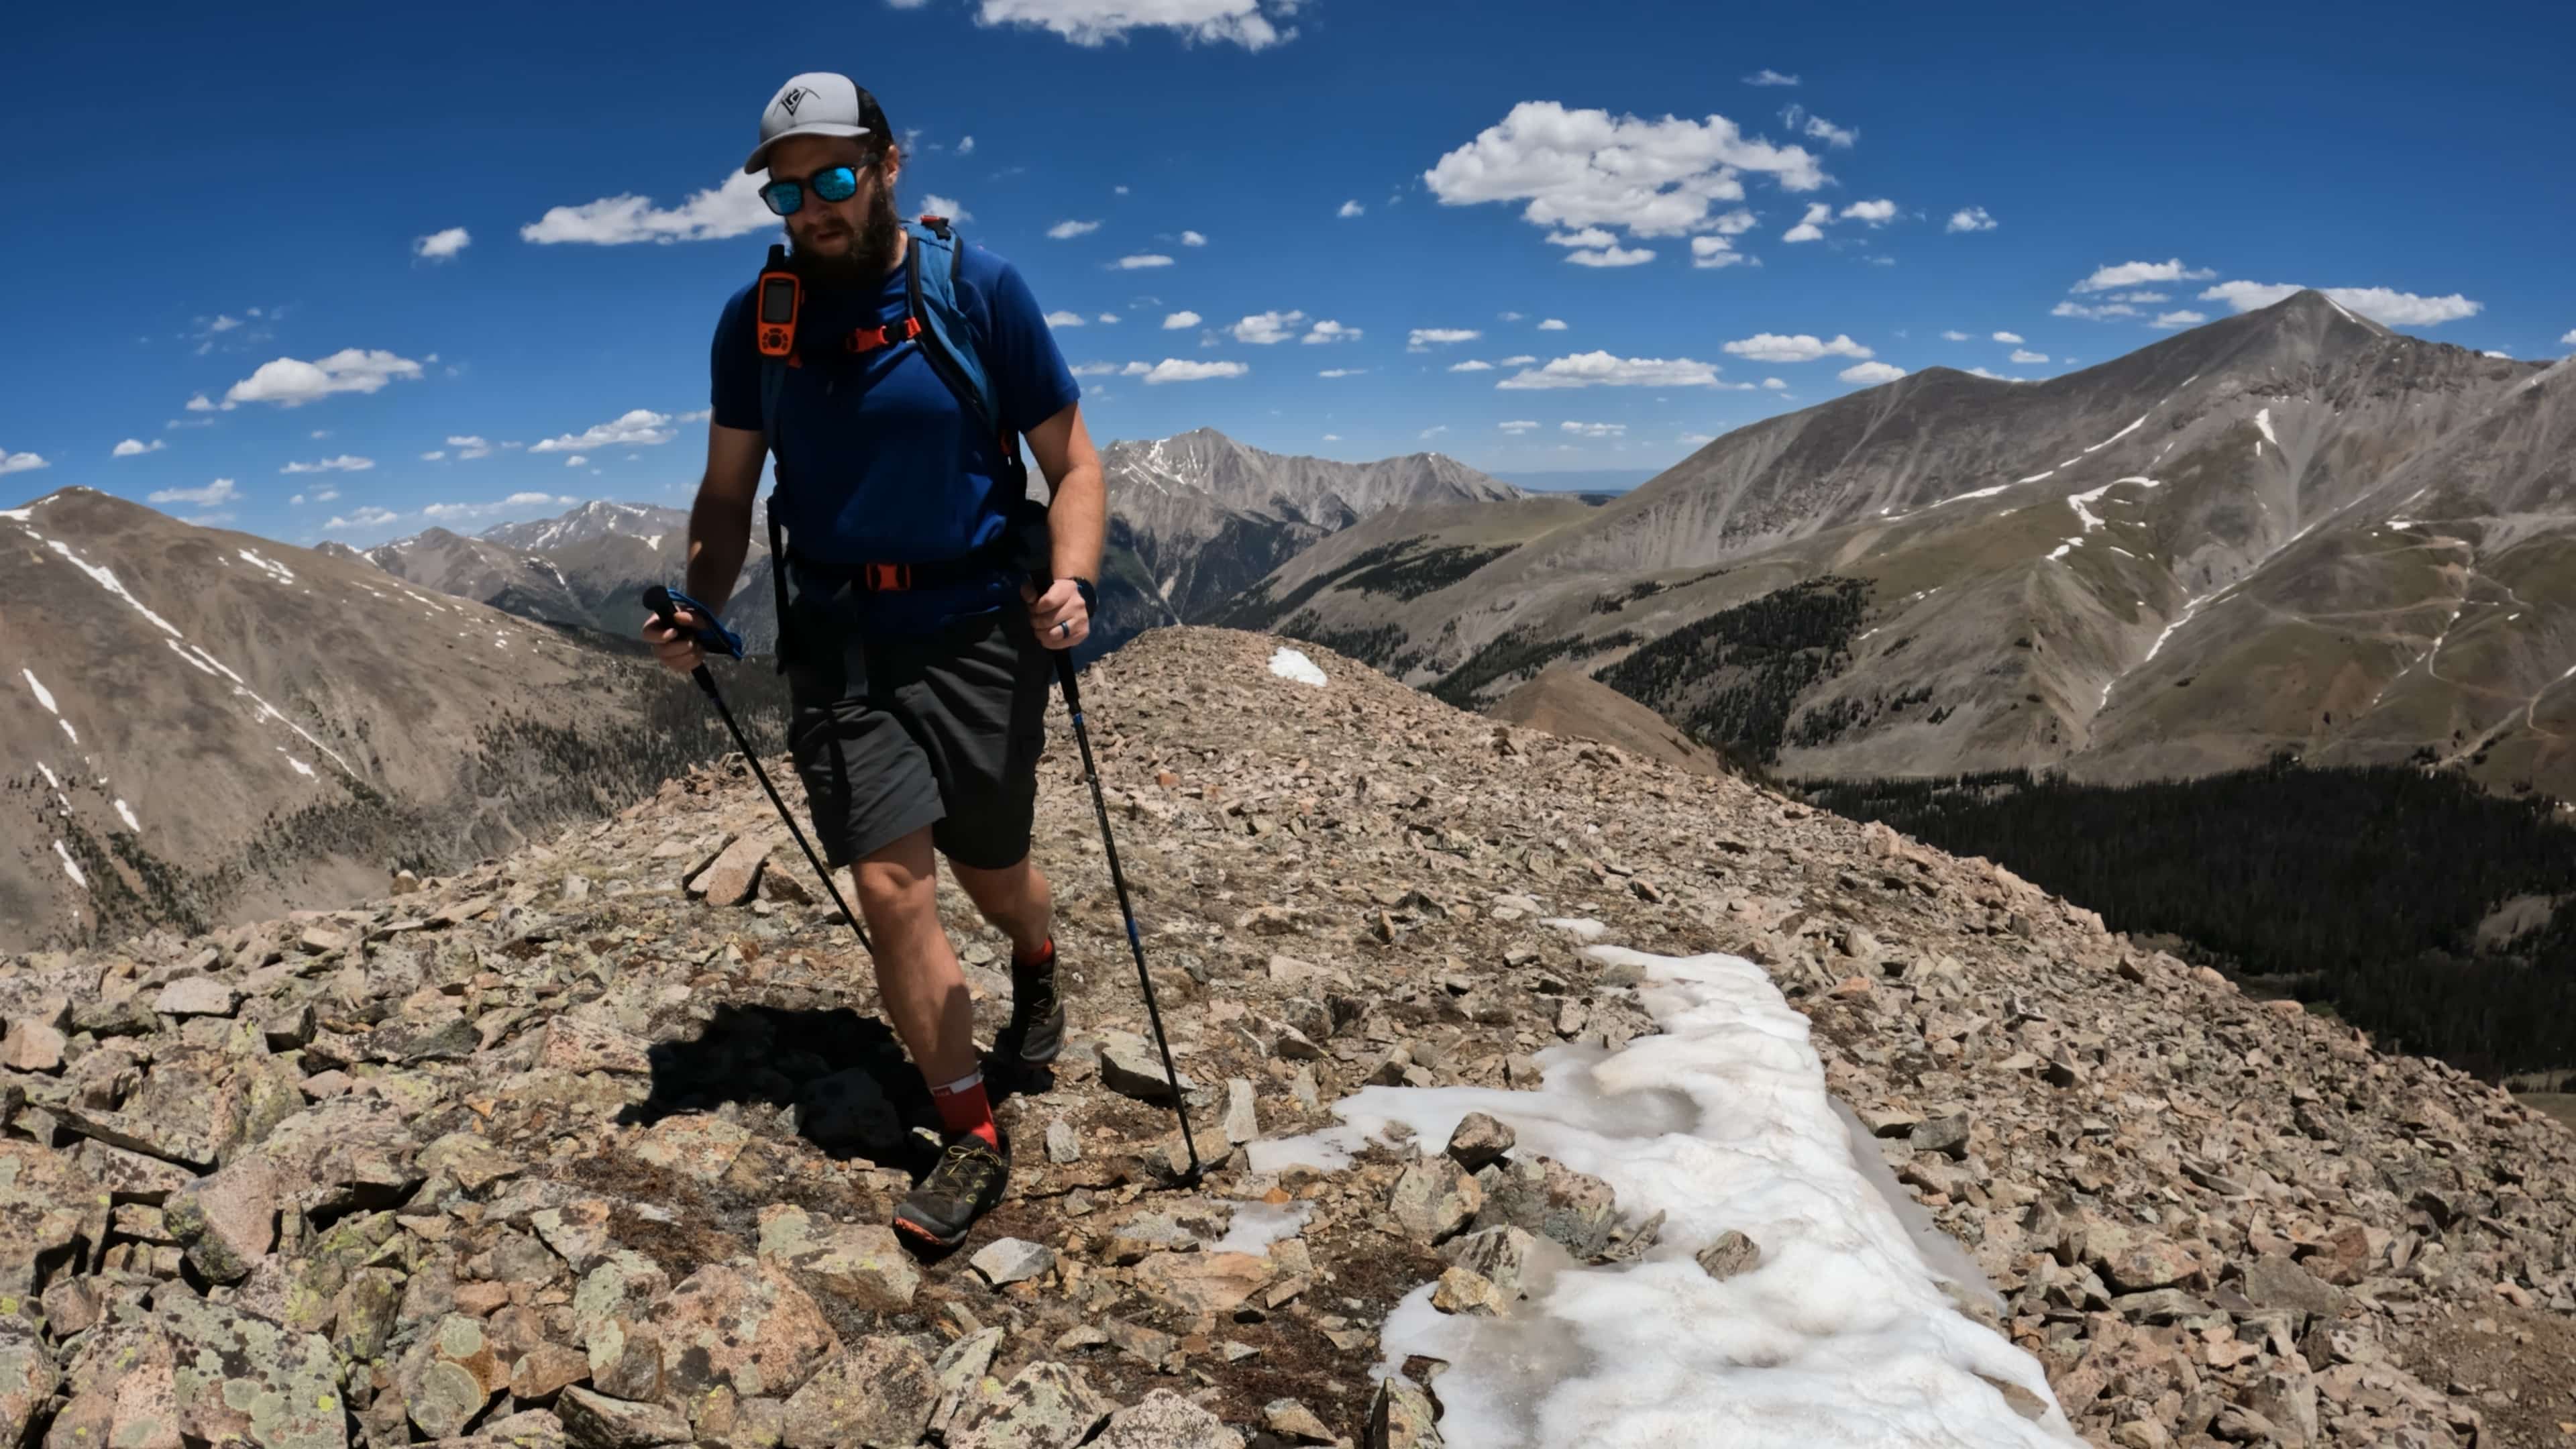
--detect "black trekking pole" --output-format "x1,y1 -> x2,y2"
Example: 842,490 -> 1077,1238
1045,638 -> 1203,1182
643,586 -> 872,960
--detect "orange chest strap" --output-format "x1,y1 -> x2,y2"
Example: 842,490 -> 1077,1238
845,316 -> 922,354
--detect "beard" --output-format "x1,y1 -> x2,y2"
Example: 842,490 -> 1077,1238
791,171 -> 900,288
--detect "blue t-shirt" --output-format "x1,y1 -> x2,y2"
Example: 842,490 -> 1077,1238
711,239 -> 1080,625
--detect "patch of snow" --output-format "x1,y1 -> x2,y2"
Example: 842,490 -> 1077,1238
1268,647 -> 1328,687
1258,936 -> 2076,1448
58,718 -> 78,745
1210,1201 -> 1312,1256
54,841 -> 86,888
37,762 -> 61,790
0,506 -> 32,522
280,751 -> 316,778
2082,415 -> 2147,455
1935,483 -> 2013,508
1538,916 -> 1613,942
20,667 -> 58,713
2048,540 -> 2078,561
166,639 -> 221,676
115,798 -> 140,830
31,534 -> 186,638
236,548 -> 297,584
2015,470 -> 2055,485
2254,407 -> 2279,451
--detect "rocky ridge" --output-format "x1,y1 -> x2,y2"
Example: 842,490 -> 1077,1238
3,626 -> 2573,1447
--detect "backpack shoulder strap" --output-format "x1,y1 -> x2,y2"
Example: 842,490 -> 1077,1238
903,217 -> 998,439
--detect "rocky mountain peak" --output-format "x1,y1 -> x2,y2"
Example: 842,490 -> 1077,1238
3,625 -> 2567,1446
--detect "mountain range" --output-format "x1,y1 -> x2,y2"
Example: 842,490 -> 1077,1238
1242,290 -> 2576,802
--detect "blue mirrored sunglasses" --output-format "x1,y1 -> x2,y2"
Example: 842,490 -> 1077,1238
759,164 -> 864,217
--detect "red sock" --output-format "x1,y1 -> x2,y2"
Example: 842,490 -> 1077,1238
1014,936 -> 1054,969
930,1069 -> 1000,1148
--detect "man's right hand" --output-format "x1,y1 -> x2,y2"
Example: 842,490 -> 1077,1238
645,608 -> 707,674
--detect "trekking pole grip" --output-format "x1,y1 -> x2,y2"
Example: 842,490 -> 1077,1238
641,586 -> 717,696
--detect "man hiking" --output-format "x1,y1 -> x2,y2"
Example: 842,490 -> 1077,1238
645,72 -> 1105,1250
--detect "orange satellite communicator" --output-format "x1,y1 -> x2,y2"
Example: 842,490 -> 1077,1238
757,246 -> 800,358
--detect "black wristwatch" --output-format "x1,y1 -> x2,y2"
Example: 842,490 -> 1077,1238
1071,576 -> 1097,612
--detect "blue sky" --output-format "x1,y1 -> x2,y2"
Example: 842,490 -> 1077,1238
3,0 -> 2569,545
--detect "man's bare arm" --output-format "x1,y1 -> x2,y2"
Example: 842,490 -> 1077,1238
1022,401 -> 1103,584
684,423 -> 769,612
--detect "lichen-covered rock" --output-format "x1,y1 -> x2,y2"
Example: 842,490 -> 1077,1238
1096,1389 -> 1249,1449
646,1260 -> 839,1412
947,1361 -> 1114,1449
780,1334 -> 939,1449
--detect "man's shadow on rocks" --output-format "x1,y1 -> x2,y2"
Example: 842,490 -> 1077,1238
616,1002 -> 1053,1180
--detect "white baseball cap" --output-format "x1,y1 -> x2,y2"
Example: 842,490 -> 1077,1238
743,72 -> 888,175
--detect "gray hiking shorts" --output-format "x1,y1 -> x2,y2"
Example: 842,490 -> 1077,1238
783,596 -> 1054,871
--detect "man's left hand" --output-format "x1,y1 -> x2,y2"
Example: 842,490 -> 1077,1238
1023,577 -> 1089,651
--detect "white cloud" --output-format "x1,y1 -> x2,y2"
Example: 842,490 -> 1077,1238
1161,310 -> 1201,329
1337,199 -> 1364,219
1566,244 -> 1656,267
2197,281 -> 2483,326
2053,300 -> 2140,321
421,450 -> 447,460
1114,254 -> 1174,268
309,429 -> 330,439
1546,226 -> 1620,249
1230,309 -> 1306,343
2562,329 -> 2576,347
1499,354 -> 1537,365
1497,351 -> 1723,389
1965,367 -> 2015,381
2110,290 -> 2167,303
1120,362 -> 1153,375
531,408 -> 675,452
185,392 -> 226,412
2072,258 -> 2214,294
1940,329 -> 1970,341
0,449 -> 48,475
1535,319 -> 1567,332
447,435 -> 496,460
1045,309 -> 1087,327
1743,68 -> 1799,87
676,408 -> 712,423
224,349 -> 424,407
521,170 -> 771,245
1047,219 -> 1102,239
1321,433 -> 1340,441
111,438 -> 166,458
1560,421 -> 1625,437
1782,201 -> 1833,243
1419,425 -> 1449,439
1409,327 -> 1481,347
1945,206 -> 1998,233
1783,105 -> 1857,149
1678,432 -> 1717,445
1316,367 -> 1366,378
323,506 -> 399,529
1760,378 -> 1787,390
507,492 -> 572,506
281,455 -> 375,474
1114,184 -> 1130,195
921,194 -> 971,223
1839,199 -> 1896,225
1089,312 -> 1117,325
1303,319 -> 1360,343
1070,362 -> 1124,376
2151,309 -> 2208,329
1425,101 -> 1827,254
1721,331 -> 1872,363
564,455 -> 589,468
205,314 -> 242,333
2008,348 -> 2049,364
148,478 -> 238,506
2482,350 -> 2511,359
970,0 -> 1294,49
1689,235 -> 1751,270
1141,358 -> 1249,384
414,226 -> 471,261
1180,229 -> 1207,246
1839,361 -> 1907,384
1449,360 -> 1495,372
1991,331 -> 2023,344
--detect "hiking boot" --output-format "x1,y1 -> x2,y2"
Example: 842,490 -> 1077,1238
994,941 -> 1065,1067
893,1130 -> 1011,1249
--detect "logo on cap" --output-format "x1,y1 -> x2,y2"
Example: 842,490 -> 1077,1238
779,87 -> 813,116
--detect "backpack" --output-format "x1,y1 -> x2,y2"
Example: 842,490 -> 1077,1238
755,215 -> 1042,659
